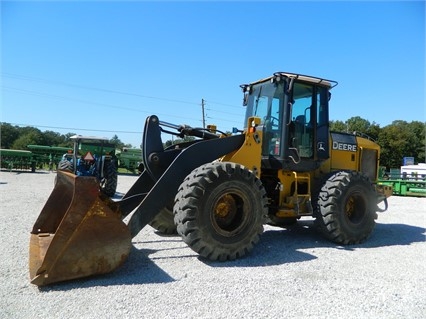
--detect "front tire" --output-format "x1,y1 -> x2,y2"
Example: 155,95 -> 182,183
315,171 -> 377,244
174,162 -> 267,261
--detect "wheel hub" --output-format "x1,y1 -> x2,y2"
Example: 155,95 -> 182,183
345,193 -> 366,224
213,193 -> 245,233
215,194 -> 237,218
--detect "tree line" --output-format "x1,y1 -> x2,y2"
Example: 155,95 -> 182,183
1,116 -> 425,169
329,117 -> 425,168
0,123 -> 131,150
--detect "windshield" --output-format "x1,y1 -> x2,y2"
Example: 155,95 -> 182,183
244,81 -> 284,124
244,81 -> 285,156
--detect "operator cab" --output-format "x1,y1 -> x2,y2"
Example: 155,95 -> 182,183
241,72 -> 338,172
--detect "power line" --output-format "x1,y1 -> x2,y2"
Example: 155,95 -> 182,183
4,122 -> 141,134
2,86 -> 244,126
204,99 -> 244,110
1,86 -> 202,123
2,72 -> 246,128
202,99 -> 244,117
2,72 -> 245,110
2,72 -> 201,106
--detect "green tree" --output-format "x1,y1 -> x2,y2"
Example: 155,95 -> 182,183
39,130 -> 65,146
365,122 -> 381,141
0,123 -> 20,148
57,133 -> 77,147
110,134 -> 132,149
330,120 -> 347,132
12,128 -> 43,149
330,117 -> 381,140
347,116 -> 381,140
377,120 -> 423,168
408,121 -> 426,163
164,135 -> 195,148
347,116 -> 371,133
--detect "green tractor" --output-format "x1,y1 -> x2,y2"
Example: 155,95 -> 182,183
115,147 -> 144,174
58,135 -> 118,197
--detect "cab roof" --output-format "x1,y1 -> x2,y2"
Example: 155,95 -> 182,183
245,72 -> 338,89
70,134 -> 110,142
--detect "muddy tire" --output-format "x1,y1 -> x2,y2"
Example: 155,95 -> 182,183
174,162 -> 267,261
137,162 -> 144,175
101,161 -> 118,197
315,171 -> 377,245
149,204 -> 177,235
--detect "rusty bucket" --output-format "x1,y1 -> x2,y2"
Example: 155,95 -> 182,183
29,171 -> 132,286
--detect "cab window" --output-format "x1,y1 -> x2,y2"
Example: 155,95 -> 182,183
290,83 -> 314,158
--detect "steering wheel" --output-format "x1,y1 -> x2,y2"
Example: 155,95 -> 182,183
268,116 -> 280,130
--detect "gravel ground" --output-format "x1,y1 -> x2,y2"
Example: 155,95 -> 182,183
0,170 -> 425,319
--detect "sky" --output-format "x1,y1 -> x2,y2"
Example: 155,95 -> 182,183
1,0 -> 425,148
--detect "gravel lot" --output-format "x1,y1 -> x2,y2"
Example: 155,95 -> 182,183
1,170 -> 425,319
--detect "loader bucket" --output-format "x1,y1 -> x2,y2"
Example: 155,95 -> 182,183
29,171 -> 132,286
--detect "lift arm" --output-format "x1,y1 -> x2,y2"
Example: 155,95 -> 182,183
118,115 -> 246,237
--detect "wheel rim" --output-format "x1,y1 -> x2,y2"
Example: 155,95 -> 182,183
211,190 -> 249,236
345,191 -> 366,224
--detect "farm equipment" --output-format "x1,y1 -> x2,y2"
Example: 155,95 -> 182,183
378,163 -> 426,197
0,149 -> 35,171
27,145 -> 72,170
115,147 -> 144,174
0,145 -> 72,172
57,135 -> 118,197
29,72 -> 392,286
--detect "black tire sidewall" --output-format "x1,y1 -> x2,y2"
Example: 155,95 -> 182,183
102,161 -> 117,197
317,171 -> 377,244
57,159 -> 73,172
333,181 -> 375,238
175,162 -> 266,260
149,204 -> 177,234
197,178 -> 264,245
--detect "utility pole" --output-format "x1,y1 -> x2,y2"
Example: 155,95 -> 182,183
201,98 -> 206,128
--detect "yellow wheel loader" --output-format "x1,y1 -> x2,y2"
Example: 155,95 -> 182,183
29,72 -> 392,286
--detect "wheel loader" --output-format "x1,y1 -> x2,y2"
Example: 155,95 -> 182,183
29,72 -> 392,286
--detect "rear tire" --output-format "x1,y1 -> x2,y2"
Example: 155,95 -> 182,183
101,161 -> 118,197
315,171 -> 377,244
174,162 -> 267,261
149,204 -> 177,235
58,159 -> 73,172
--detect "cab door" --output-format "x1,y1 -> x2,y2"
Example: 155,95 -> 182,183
284,81 -> 330,171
